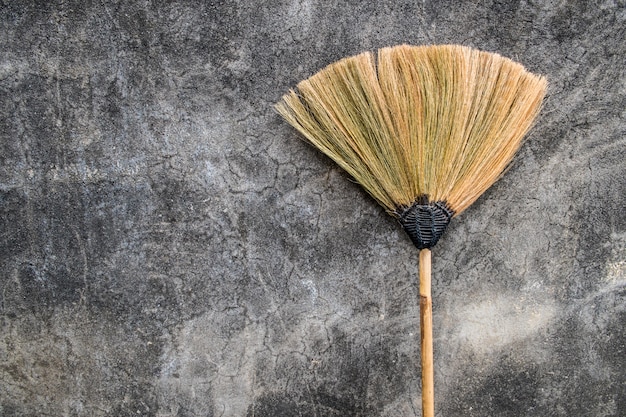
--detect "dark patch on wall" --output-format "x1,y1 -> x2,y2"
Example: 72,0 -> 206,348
539,286 -> 626,416
549,1 -> 590,42
478,360 -> 540,415
248,391 -> 366,417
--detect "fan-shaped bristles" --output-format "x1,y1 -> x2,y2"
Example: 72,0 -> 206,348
276,44 -> 547,217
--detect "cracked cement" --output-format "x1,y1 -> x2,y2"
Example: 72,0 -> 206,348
1,1 -> 625,416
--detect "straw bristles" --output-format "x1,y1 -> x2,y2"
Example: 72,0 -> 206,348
276,44 -> 547,216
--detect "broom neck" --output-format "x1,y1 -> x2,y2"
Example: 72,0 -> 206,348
396,197 -> 454,249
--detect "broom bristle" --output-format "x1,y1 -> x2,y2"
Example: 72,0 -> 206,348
276,44 -> 546,247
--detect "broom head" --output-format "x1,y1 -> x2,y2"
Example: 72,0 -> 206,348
276,44 -> 547,248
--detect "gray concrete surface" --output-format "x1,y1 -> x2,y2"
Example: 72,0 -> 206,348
1,1 -> 625,416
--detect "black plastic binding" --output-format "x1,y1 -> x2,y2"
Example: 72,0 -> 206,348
396,196 -> 454,249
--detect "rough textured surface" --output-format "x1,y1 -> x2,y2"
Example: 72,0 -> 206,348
1,1 -> 625,416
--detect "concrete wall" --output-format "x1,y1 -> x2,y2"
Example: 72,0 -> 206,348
1,1 -> 624,416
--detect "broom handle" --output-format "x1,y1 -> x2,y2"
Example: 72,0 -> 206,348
419,248 -> 434,417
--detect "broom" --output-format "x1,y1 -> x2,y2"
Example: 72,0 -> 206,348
275,44 -> 546,417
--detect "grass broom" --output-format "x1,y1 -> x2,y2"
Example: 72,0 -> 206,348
275,44 -> 547,417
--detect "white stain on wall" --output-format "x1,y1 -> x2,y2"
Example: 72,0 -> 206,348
452,295 -> 557,355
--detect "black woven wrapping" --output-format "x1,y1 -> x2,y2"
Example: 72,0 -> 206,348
396,198 -> 454,249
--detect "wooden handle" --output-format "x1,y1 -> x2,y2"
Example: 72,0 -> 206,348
419,248 -> 434,417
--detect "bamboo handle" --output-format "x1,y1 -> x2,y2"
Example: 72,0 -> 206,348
419,248 -> 434,417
